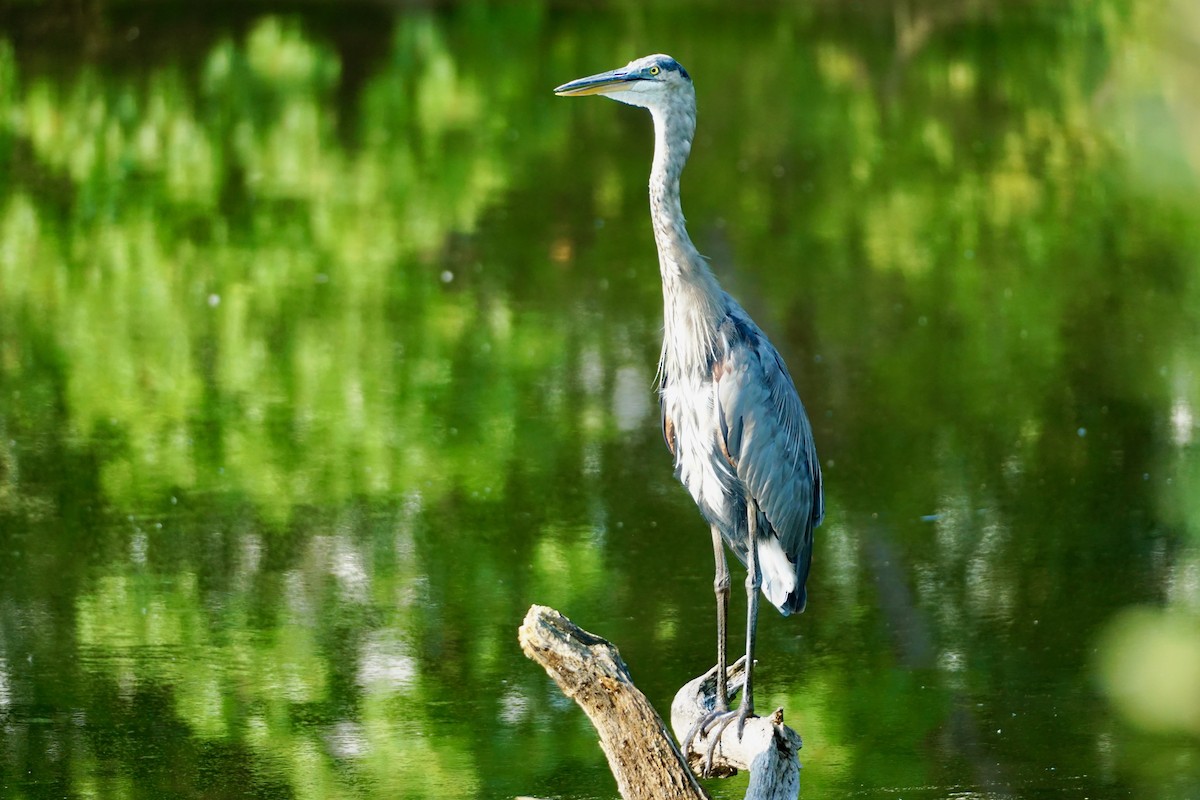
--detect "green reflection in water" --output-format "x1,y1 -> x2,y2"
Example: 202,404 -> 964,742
0,2 -> 1199,799
2,14 -> 535,521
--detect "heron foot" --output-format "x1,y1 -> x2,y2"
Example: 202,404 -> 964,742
681,704 -> 755,778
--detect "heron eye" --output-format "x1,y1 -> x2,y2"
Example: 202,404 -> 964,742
649,65 -> 661,76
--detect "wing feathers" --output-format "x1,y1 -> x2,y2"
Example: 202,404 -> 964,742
713,312 -> 823,611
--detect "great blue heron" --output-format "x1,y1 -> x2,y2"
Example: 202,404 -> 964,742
555,55 -> 824,767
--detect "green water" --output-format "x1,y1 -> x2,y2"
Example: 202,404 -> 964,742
2,2 -> 1200,798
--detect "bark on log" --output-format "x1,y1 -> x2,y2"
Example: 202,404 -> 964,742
670,664 -> 802,800
519,605 -> 708,800
518,605 -> 801,800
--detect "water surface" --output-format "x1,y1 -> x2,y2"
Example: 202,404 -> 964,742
2,2 -> 1200,798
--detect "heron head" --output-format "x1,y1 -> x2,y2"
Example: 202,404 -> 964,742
554,54 -> 692,111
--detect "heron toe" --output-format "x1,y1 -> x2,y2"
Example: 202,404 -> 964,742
682,704 -> 756,778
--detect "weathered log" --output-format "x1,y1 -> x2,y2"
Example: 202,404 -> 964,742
519,605 -> 708,800
518,605 -> 801,800
671,663 -> 802,800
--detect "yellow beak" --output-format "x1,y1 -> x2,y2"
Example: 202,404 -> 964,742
554,68 -> 637,97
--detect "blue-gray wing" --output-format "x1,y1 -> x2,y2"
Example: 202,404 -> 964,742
714,312 -> 823,614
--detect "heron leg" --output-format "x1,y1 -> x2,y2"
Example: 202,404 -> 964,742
740,510 -> 761,726
682,517 -> 763,777
681,523 -> 733,770
705,506 -> 760,750
711,522 -> 731,712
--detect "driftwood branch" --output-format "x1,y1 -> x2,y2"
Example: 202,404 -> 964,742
518,605 -> 801,800
671,663 -> 802,799
518,605 -> 707,799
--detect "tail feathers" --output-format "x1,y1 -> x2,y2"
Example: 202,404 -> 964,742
778,586 -> 807,616
757,535 -> 810,615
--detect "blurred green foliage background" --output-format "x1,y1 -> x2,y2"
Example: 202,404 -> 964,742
1,1 -> 1199,798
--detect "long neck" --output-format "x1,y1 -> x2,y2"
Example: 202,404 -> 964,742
648,92 -> 725,372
